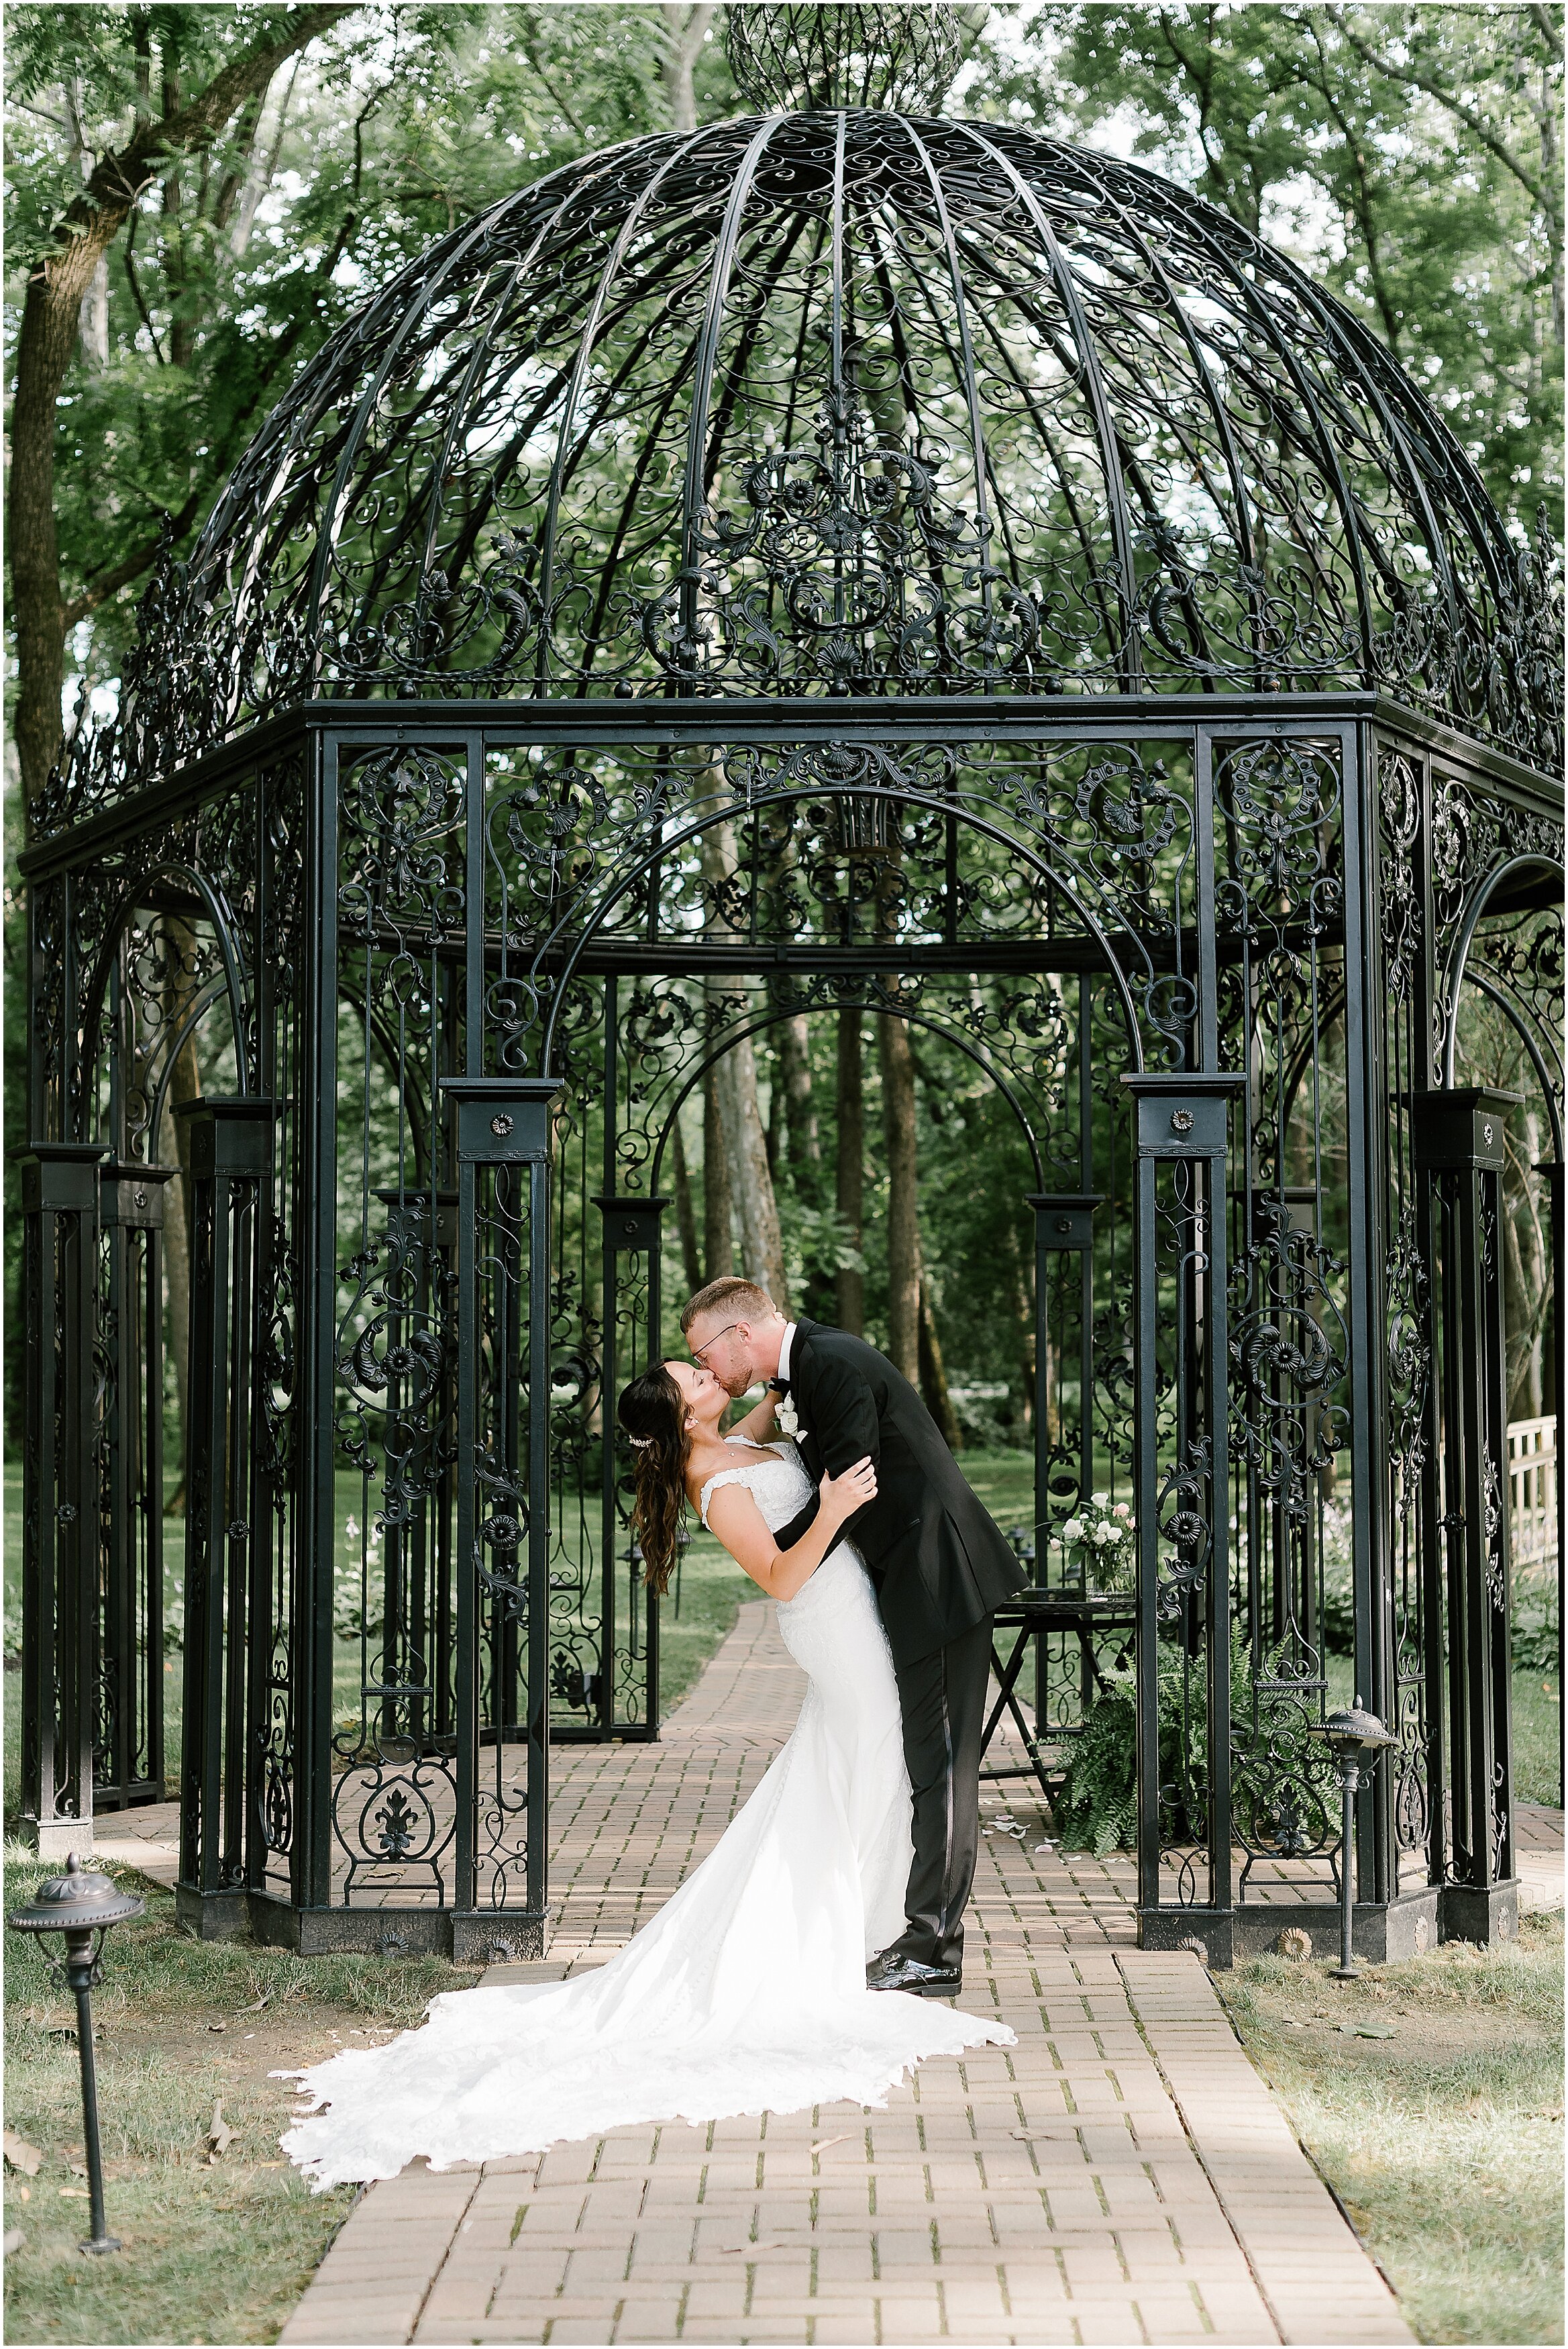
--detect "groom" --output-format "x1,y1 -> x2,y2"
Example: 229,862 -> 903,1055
681,1277 -> 1027,1997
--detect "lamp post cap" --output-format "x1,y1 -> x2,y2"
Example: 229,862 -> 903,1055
1316,1704 -> 1396,1752
6,1852 -> 146,1936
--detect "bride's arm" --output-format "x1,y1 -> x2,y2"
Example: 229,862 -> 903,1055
701,1458 -> 878,1602
725,1386 -> 780,1444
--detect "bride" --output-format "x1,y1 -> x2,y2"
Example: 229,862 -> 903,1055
280,1359 -> 1013,2190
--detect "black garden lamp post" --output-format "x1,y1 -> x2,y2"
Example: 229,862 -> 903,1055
7,1854 -> 144,2253
1310,1707 -> 1397,1983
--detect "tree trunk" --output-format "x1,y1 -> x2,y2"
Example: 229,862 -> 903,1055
66,89 -> 110,368
778,1010 -> 819,1187
716,1040 -> 789,1308
702,1059 -> 733,1282
671,1115 -> 704,1301
1503,1119 -> 1548,1421
919,1272 -> 963,1450
698,781 -> 737,1287
700,805 -> 787,1303
160,921 -> 205,1505
7,6 -> 350,807
659,1 -> 716,134
79,256 -> 110,368
161,1145 -> 194,1506
226,68 -> 295,256
1005,1219 -> 1035,1439
835,1006 -> 865,1335
880,1011 -> 920,1383
765,1037 -> 782,1181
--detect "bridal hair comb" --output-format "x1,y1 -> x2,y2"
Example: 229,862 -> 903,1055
626,1433 -> 654,1450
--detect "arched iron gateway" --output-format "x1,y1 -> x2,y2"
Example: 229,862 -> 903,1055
21,9 -> 1563,1964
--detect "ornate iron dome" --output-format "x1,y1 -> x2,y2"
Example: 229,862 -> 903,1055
50,9 -> 1561,832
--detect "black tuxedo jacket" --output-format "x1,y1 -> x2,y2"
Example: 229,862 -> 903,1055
772,1317 -> 1026,1667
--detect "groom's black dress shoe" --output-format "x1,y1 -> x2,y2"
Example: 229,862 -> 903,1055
866,1951 -> 963,1999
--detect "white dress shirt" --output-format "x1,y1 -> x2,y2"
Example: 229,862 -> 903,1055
776,1321 -> 798,1387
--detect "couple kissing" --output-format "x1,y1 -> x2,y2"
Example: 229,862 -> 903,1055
280,1282 -> 1025,2189
620,1279 -> 1029,2000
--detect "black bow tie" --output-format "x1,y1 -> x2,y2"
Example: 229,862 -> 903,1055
768,1376 -> 790,1394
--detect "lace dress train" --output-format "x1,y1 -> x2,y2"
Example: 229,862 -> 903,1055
281,1441 -> 1013,2189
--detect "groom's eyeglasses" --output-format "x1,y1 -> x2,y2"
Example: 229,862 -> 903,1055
689,1322 -> 743,1366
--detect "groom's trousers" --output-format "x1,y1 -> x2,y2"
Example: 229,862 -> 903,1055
888,1615 -> 992,1972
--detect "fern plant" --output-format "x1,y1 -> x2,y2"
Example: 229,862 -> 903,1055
1054,1667 -> 1138,1854
1054,1628 -> 1337,1857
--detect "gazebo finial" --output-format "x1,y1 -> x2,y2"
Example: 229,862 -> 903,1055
725,2 -> 964,114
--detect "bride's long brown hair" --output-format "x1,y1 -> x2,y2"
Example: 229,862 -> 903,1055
617,1364 -> 690,1597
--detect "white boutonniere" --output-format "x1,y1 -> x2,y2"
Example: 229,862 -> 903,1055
776,1397 -> 806,1444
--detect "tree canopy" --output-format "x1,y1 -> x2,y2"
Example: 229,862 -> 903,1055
970,4 -> 1561,542
4,1 -> 1559,795
3,3 -> 737,793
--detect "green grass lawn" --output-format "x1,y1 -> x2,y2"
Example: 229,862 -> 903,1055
1,1854 -> 482,2346
1217,1910 -> 1565,2346
1512,1661 -> 1564,1807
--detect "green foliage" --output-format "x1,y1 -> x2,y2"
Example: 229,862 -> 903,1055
4,3 -> 738,690
8,3 -> 1553,710
1053,1643 -> 1224,1858
1057,1607 -> 1563,1848
967,3 -> 1563,534
1054,1625 -> 1346,1856
910,1047 -> 1041,1430
1319,1579 -> 1358,1656
7,4 -> 1557,1562
1054,1665 -> 1139,1854
778,1195 -> 866,1307
1512,1613 -> 1559,1673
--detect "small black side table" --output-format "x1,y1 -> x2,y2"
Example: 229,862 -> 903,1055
979,1589 -> 1137,1806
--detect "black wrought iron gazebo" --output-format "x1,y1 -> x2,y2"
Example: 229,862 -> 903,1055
21,7 -> 1563,1964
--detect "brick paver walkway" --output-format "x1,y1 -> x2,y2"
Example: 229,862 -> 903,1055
276,1604 -> 1412,2348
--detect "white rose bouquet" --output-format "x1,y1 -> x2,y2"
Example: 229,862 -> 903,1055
1059,1492 -> 1135,1593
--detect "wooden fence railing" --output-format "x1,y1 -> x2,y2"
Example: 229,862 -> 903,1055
1508,1415 -> 1559,1576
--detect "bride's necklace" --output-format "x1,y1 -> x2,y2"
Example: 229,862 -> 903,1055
692,1436 -> 775,1476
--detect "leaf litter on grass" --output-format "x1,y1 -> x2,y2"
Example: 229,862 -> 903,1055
1219,1910 -> 1564,2346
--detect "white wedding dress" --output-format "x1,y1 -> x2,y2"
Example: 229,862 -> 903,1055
282,1440 -> 1013,2189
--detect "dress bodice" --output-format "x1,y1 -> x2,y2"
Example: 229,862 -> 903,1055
698,1438 -> 813,1534
698,1439 -> 873,1643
